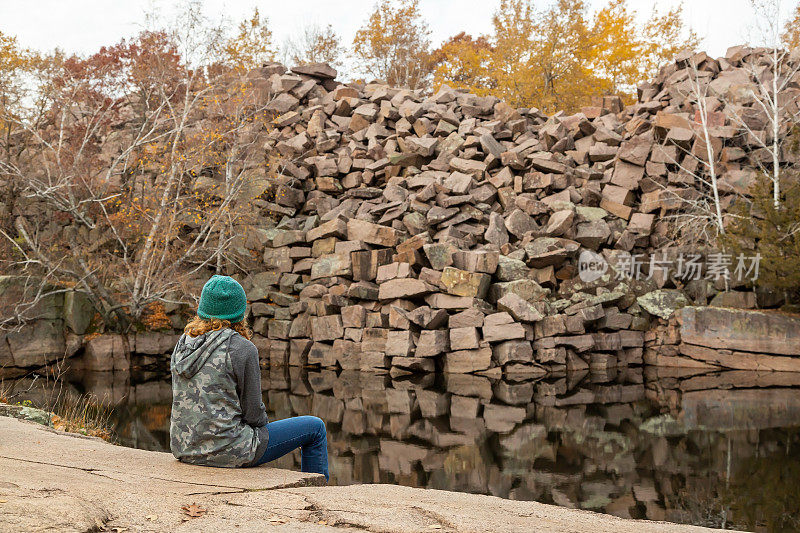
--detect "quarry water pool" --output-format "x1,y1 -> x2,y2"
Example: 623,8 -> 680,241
4,365 -> 800,531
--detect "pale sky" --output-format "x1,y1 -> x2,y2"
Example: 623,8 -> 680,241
0,0 -> 796,69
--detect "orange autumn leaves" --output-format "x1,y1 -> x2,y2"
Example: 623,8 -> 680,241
220,8 -> 277,72
353,0 -> 699,113
431,0 -> 700,113
784,3 -> 800,49
352,0 -> 432,89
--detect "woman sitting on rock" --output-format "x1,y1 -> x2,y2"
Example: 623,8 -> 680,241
169,275 -> 329,481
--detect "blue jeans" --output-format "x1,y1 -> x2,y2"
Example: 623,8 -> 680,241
251,416 -> 329,481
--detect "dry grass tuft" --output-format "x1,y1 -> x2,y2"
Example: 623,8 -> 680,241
49,392 -> 115,441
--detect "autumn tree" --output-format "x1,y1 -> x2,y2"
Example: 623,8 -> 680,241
432,0 -> 698,113
783,2 -> 800,48
352,0 -> 432,89
0,6 -> 276,331
590,0 -> 700,98
430,32 -> 495,96
220,7 -> 277,71
285,23 -> 344,70
524,0 -> 599,112
433,0 -> 599,111
0,32 -> 49,267
0,32 -> 35,148
0,34 -> 30,197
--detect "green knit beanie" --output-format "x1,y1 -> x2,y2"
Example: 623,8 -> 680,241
197,275 -> 247,323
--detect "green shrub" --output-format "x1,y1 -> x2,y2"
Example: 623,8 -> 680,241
722,172 -> 800,302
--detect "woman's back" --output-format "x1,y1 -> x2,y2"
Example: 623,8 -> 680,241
170,328 -> 264,467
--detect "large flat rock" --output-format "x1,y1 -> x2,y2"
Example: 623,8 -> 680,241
0,415 -> 722,532
0,415 -> 323,492
678,342 -> 800,371
294,484 -> 715,533
680,306 -> 800,356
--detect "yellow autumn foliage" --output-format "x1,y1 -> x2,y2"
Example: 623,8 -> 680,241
352,0 -> 432,89
220,8 -> 277,71
784,4 -> 800,50
432,0 -> 699,113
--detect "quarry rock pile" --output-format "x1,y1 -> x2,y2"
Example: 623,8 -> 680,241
231,45 -> 790,377
3,45 -> 796,374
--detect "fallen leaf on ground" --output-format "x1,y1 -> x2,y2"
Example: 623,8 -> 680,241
0,500 -> 7,503
181,503 -> 207,518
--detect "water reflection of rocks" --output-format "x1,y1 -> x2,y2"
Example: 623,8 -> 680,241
6,366 -> 800,531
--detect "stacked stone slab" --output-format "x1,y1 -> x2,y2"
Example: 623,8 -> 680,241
228,47 -> 800,376
644,306 -> 800,372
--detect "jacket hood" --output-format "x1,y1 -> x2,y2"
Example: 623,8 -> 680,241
171,328 -> 234,378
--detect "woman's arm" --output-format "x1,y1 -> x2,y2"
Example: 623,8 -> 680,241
229,335 -> 268,428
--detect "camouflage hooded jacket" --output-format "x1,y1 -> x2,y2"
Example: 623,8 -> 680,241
170,328 -> 269,467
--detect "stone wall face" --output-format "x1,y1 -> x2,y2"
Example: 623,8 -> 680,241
0,279 -> 181,375
645,306 -> 800,372
0,277 -> 68,374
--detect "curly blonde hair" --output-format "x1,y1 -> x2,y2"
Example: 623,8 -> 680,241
184,315 -> 252,340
